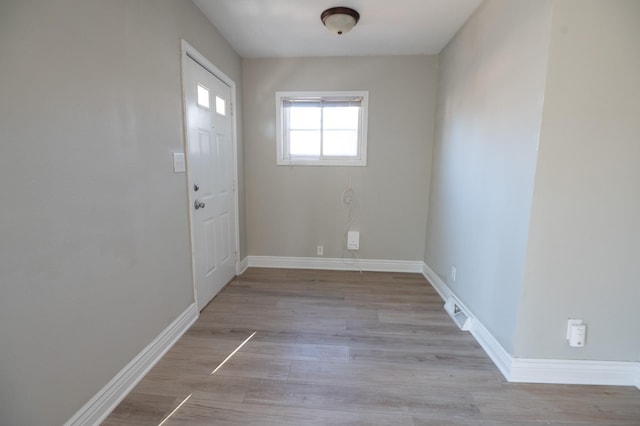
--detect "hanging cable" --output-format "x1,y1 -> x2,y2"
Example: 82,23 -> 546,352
341,170 -> 362,275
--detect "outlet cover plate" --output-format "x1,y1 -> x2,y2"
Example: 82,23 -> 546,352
347,231 -> 359,250
566,318 -> 582,340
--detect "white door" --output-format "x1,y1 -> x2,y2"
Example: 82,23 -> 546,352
184,55 -> 237,311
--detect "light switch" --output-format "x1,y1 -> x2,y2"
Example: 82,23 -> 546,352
173,152 -> 186,173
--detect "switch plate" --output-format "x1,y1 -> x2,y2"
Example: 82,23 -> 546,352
173,152 -> 186,173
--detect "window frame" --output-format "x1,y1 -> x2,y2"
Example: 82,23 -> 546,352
275,91 -> 369,166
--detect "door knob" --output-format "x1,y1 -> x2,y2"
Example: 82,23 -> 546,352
194,200 -> 205,209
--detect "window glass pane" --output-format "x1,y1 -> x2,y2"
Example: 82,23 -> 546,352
197,84 -> 209,109
323,106 -> 359,130
289,107 -> 321,130
215,96 -> 226,116
322,130 -> 358,156
289,130 -> 321,156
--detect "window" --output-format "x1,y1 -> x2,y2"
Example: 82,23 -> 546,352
276,91 -> 368,166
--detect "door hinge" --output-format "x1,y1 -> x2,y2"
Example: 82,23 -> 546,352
230,102 -> 234,116
232,179 -> 237,192
234,251 -> 238,262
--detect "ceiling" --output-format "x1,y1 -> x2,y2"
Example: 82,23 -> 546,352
192,0 -> 483,58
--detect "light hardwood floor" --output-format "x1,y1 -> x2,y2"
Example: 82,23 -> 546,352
103,268 -> 640,425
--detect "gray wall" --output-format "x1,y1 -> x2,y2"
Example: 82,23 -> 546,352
515,0 -> 640,361
243,56 -> 437,261
0,1 -> 243,424
425,0 -> 553,353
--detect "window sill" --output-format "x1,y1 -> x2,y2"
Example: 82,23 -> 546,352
276,158 -> 366,167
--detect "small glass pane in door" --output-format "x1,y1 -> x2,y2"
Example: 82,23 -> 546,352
215,96 -> 226,116
197,84 -> 210,109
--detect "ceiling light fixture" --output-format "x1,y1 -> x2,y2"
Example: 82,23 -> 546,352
321,7 -> 360,35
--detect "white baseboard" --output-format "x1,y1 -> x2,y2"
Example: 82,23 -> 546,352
509,358 -> 639,387
248,256 -> 423,273
421,262 -> 452,300
237,256 -> 249,275
64,303 -> 199,426
422,262 -> 512,379
469,312 -> 513,380
422,262 -> 640,388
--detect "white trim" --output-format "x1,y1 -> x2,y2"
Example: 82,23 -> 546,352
422,262 -> 512,379
422,262 -> 640,387
421,262 -> 452,300
509,358 -> 639,386
181,40 -> 242,302
180,41 -> 199,311
469,311 -> 513,380
248,256 -> 423,273
65,303 -> 198,426
238,256 -> 249,275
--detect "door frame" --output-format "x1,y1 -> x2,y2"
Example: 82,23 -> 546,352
180,39 -> 241,307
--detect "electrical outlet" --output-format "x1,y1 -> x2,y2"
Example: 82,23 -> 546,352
451,266 -> 457,283
566,318 -> 582,340
566,318 -> 586,347
317,245 -> 324,256
347,231 -> 359,250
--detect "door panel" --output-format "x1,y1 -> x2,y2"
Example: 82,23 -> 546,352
216,134 -> 229,195
221,212 -> 230,262
184,56 -> 237,310
198,129 -> 213,198
204,217 -> 217,275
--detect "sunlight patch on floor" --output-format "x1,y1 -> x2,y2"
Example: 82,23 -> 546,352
211,331 -> 257,375
157,393 -> 192,426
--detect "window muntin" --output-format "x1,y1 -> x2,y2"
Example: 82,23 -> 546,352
276,91 -> 368,166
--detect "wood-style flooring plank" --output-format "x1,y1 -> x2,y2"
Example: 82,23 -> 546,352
167,399 -> 416,426
103,268 -> 640,425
